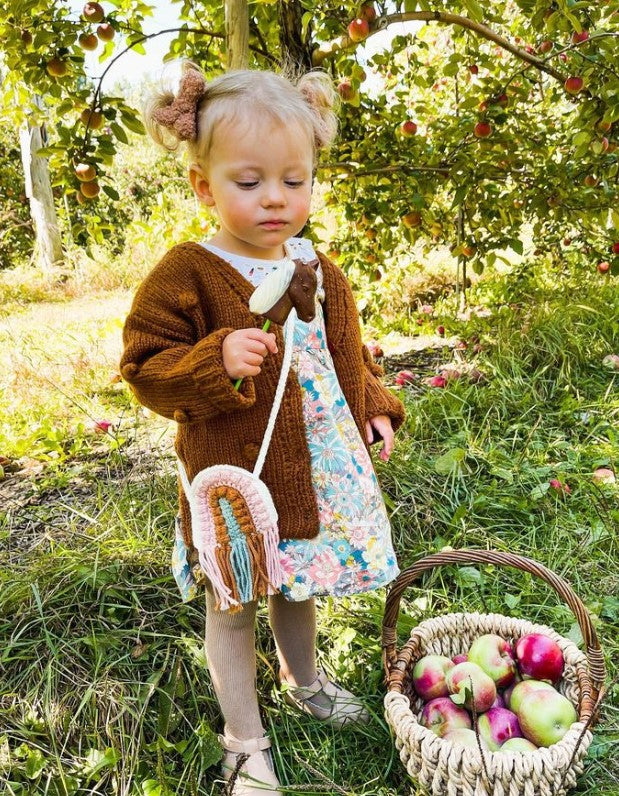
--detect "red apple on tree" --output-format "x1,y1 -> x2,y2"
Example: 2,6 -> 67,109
359,3 -> 377,23
78,33 -> 98,50
75,163 -> 97,182
515,634 -> 564,684
420,697 -> 472,736
538,40 -> 554,53
337,80 -> 355,103
97,23 -> 115,41
564,76 -> 584,95
571,30 -> 589,45
399,120 -> 417,137
402,211 -> 422,228
80,108 -> 104,129
46,57 -> 69,77
83,1 -> 105,23
348,17 -> 370,42
583,175 -> 598,187
469,64 -> 479,75
468,634 -> 517,688
474,121 -> 492,138
597,261 -> 610,274
516,689 -> 577,747
611,242 -> 619,254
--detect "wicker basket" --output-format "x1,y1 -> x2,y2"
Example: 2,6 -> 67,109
382,550 -> 606,796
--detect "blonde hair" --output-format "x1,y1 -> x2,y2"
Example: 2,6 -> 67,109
144,61 -> 339,168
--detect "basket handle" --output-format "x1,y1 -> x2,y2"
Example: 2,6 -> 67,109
382,549 -> 605,697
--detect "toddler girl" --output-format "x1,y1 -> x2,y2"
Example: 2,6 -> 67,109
120,61 -> 405,795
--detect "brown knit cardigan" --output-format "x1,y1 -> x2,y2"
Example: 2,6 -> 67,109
120,242 -> 406,548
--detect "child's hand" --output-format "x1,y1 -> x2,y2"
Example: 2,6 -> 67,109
366,415 -> 394,462
222,328 -> 278,380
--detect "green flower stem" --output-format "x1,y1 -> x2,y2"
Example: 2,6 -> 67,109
233,319 -> 271,391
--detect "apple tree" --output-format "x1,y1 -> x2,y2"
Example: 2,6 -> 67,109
1,0 -> 618,289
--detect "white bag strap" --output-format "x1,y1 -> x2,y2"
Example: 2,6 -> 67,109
253,306 -> 296,479
176,307 -> 297,495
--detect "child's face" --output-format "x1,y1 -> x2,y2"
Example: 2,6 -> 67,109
190,116 -> 314,259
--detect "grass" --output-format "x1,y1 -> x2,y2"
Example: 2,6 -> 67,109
1,258 -> 618,795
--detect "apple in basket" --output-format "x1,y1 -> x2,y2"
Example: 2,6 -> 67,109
516,689 -> 577,747
446,661 -> 497,713
507,679 -> 555,713
468,633 -> 517,688
489,692 -> 506,709
412,654 -> 454,701
499,737 -> 538,752
444,728 -> 490,750
420,697 -> 471,736
452,653 -> 468,665
515,633 -> 564,684
477,707 -> 524,751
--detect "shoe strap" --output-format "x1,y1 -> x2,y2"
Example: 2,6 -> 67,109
284,668 -> 339,701
218,733 -> 272,755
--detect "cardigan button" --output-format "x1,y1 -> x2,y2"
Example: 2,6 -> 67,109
242,443 -> 260,463
173,409 -> 189,423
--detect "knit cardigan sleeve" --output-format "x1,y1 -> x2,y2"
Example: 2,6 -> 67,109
120,258 -> 255,423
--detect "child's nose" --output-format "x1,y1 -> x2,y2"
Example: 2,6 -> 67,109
261,182 -> 286,206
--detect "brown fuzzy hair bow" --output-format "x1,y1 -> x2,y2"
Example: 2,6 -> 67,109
152,68 -> 207,142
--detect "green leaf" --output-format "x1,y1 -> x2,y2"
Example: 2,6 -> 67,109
25,748 -> 46,779
508,238 -> 523,255
110,122 -> 128,145
504,593 -> 520,610
102,185 -> 120,201
450,689 -> 467,705
434,447 -> 466,475
461,0 -> 484,22
601,596 -> 619,622
121,112 -> 145,135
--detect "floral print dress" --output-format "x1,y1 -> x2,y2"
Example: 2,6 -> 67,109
191,238 -> 400,601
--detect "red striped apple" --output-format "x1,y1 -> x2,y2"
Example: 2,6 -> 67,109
477,707 -> 523,750
412,655 -> 454,701
447,662 -> 497,713
468,634 -> 517,688
515,634 -> 564,684
420,697 -> 471,736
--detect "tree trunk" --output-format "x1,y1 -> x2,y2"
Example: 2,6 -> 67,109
19,122 -> 63,271
225,0 -> 249,69
278,0 -> 314,71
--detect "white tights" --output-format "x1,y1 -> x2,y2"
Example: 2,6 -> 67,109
204,586 -> 318,740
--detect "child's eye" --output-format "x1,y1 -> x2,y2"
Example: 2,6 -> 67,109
236,182 -> 258,189
286,180 -> 305,188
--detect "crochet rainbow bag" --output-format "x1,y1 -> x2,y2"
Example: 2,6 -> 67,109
172,310 -> 296,612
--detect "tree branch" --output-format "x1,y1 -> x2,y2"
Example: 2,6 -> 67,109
312,11 -> 566,84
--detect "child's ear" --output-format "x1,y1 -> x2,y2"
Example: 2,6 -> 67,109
188,163 -> 215,206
